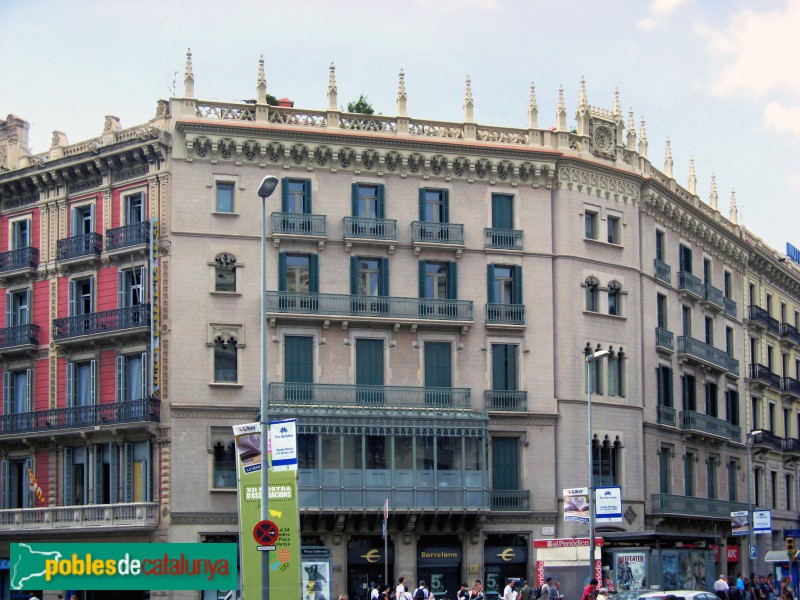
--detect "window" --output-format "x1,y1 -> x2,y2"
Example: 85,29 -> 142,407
212,439 -> 236,489
726,389 -> 740,426
352,183 -> 384,219
491,194 -> 514,229
754,467 -> 763,506
64,446 -> 88,505
750,337 -> 758,366
682,305 -> 692,337
488,265 -> 522,305
655,230 -> 665,262
585,210 -> 598,240
585,276 -> 599,312
684,451 -> 696,496
419,189 -> 449,223
119,266 -> 146,307
770,470 -> 778,509
424,341 -> 452,404
728,460 -> 738,502
787,474 -> 793,511
297,434 -> 317,470
214,253 -> 237,293
3,368 -> 32,416
284,335 -> 313,401
768,402 -> 776,433
116,353 -> 148,402
707,456 -> 717,499
492,344 -> 519,396
705,380 -> 718,417
492,437 -> 520,492
65,442 -> 152,505
724,271 -> 732,299
282,179 -> 312,214
356,339 -> 385,404
781,302 -> 787,325
682,373 -> 697,411
703,258 -> 712,284
784,408 -> 791,438
726,327 -> 734,357
278,253 -> 319,309
124,192 -> 144,225
350,257 -> 388,297
657,294 -> 668,328
216,182 -> 235,213
766,293 -> 773,316
659,446 -> 671,494
71,204 -> 94,236
69,277 -> 94,316
420,261 -> 457,300
607,216 -> 620,244
0,457 -> 35,508
608,281 -> 622,316
6,288 -> 30,326
607,351 -> 625,397
767,345 -> 774,372
749,283 -> 756,306
67,360 -> 96,415
751,396 -> 761,430
592,435 -> 620,486
11,218 -> 30,250
657,365 -> 673,407
679,244 -> 693,274
704,316 -> 714,345
587,358 -> 601,395
214,335 -> 238,383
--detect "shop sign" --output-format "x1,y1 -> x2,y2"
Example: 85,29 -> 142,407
727,547 -> 739,562
303,548 -> 332,559
417,547 -> 462,566
753,510 -> 771,535
347,546 -> 394,565
484,546 -> 527,564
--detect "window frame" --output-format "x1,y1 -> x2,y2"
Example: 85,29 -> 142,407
584,209 -> 598,240
211,253 -> 241,295
208,325 -> 245,387
215,181 -> 236,214
9,215 -> 32,250
120,187 -> 147,226
70,201 -> 95,237
209,427 -> 237,491
607,215 -> 621,245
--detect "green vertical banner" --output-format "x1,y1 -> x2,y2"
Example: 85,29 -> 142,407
233,421 -> 300,600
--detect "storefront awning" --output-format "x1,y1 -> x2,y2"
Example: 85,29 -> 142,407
765,551 -> 792,563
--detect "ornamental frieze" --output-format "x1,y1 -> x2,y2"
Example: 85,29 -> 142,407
557,164 -> 639,204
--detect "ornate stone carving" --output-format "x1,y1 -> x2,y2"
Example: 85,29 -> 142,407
558,165 -> 639,203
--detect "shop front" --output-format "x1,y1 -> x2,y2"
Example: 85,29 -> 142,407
348,536 -> 394,600
417,536 -> 462,599
484,536 -> 528,600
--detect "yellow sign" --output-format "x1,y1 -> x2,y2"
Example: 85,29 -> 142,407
360,549 -> 381,564
496,548 -> 516,562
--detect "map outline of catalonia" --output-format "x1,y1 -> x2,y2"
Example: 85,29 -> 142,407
11,544 -> 63,590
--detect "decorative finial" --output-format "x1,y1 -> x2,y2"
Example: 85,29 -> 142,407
578,77 -> 588,111
397,68 -> 407,117
626,109 -> 636,150
184,48 -> 194,98
327,62 -> 338,111
257,55 -> 266,104
528,82 -> 538,129
710,173 -> 718,210
688,157 -> 696,195
557,85 -> 567,131
464,75 -> 474,123
664,139 -> 673,178
638,117 -> 648,158
730,189 -> 738,224
613,88 -> 621,119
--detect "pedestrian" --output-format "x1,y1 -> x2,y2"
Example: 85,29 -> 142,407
458,583 -> 471,600
767,574 -> 776,600
597,588 -> 610,600
413,581 -> 429,600
503,578 -> 517,600
519,581 -> 532,600
471,579 -> 485,600
581,579 -> 599,600
372,582 -> 381,600
27,594 -> 40,600
550,582 -> 564,600
714,575 -> 730,600
539,578 -> 552,600
396,578 -> 407,600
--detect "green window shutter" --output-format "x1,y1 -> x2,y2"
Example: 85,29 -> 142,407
447,262 -> 458,300
657,368 -> 665,406
379,258 -> 389,296
491,345 -> 506,391
351,183 -> 359,216
24,289 -> 30,325
3,372 -> 10,415
94,445 -> 103,505
303,180 -> 312,213
442,189 -> 450,223
418,260 -> 427,298
116,356 -> 125,402
280,178 -> 289,212
492,195 -> 513,229
513,266 -> 523,304
66,363 -> 75,408
487,265 -> 496,304
356,339 -> 384,386
123,443 -> 133,503
278,253 -> 287,292
118,270 -> 126,308
418,189 -> 426,221
659,449 -> 669,494
25,369 -> 31,412
109,444 -> 119,504
309,254 -> 319,293
424,342 -> 452,388
64,447 -> 74,506
284,336 -> 314,383
24,458 -> 34,508
1,459 -> 8,509
141,353 -> 148,400
491,195 -> 502,229
68,280 -> 76,316
90,360 -> 96,405
377,184 -> 385,219
88,277 -> 95,313
5,293 -> 11,327
666,367 -> 673,407
491,437 -> 519,490
350,256 -> 359,295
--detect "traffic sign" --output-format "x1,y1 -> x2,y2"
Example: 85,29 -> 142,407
253,519 -> 279,546
750,545 -> 757,559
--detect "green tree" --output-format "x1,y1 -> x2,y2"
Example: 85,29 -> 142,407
347,95 -> 374,115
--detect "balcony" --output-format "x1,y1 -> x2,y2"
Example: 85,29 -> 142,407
678,271 -> 703,300
654,259 -> 671,284
0,502 -> 159,533
781,322 -> 800,347
343,217 -> 397,252
680,410 -> 741,442
748,363 -> 781,390
52,304 -> 150,345
269,382 -> 477,419
650,493 -> 747,519
750,430 -> 784,451
677,336 -> 740,376
0,247 -> 39,280
748,305 -> 780,336
105,221 -> 150,254
0,324 -> 40,354
782,377 -> 800,399
656,327 -> 674,353
411,221 -> 465,256
0,398 -> 160,438
484,228 -> 523,252
266,292 -> 473,331
490,490 -> 530,511
723,297 -> 737,319
56,232 -> 103,266
271,212 -> 327,248
486,303 -> 525,327
783,438 -> 800,455
702,283 -> 724,312
484,390 -> 528,412
657,405 -> 677,427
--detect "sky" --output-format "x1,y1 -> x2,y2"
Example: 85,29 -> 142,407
1,0 -> 798,254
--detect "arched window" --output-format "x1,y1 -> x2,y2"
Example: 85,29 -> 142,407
584,276 -> 600,312
608,280 -> 622,316
215,253 -> 237,293
592,435 -> 621,486
214,334 -> 238,383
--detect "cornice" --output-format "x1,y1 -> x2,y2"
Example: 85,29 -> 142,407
169,404 -> 257,419
170,512 -> 238,525
746,245 -> 800,298
556,159 -> 641,205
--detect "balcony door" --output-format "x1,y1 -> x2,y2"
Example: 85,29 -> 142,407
119,266 -> 146,308
6,288 -> 30,327
69,277 -> 94,317
491,437 -> 520,492
424,341 -> 452,405
11,219 -> 30,250
71,204 -> 94,237
125,193 -> 144,225
284,335 -> 313,402
356,338 -> 384,405
0,457 -> 34,508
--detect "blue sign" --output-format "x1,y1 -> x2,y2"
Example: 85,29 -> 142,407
788,243 -> 800,264
750,545 -> 757,560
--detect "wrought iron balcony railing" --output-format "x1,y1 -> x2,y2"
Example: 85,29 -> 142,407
52,304 -> 150,341
678,271 -> 703,299
266,292 -> 473,322
0,502 -> 159,531
748,305 -> 780,335
486,303 -> 525,326
271,212 -> 327,237
0,247 -> 39,274
677,336 -> 739,375
56,233 -> 103,262
411,221 -> 465,245
657,405 -> 676,427
654,259 -> 671,284
0,324 -> 40,349
783,377 -> 800,398
343,217 -> 397,241
0,398 -> 160,436
783,438 -> 800,453
106,221 -> 150,251
750,430 -> 783,450
490,490 -> 530,511
680,410 -> 741,441
702,283 -> 724,310
749,363 -> 781,389
484,228 -> 523,251
723,297 -> 737,319
781,322 -> 800,346
650,493 -> 747,518
656,327 -> 674,351
484,390 -> 528,411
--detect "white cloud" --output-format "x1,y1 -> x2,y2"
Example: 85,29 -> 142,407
763,102 -> 800,137
637,0 -> 691,29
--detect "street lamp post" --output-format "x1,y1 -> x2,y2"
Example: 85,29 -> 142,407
586,348 -> 610,585
257,175 -> 279,600
746,429 -> 764,576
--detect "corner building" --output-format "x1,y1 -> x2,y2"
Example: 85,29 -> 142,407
1,53 -> 799,600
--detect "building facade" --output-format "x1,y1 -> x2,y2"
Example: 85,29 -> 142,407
1,53 -> 799,599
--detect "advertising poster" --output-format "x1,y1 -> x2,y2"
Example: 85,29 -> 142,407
616,552 -> 647,592
661,552 -> 679,591
564,487 -> 590,523
753,510 -> 772,534
302,560 -> 331,600
731,510 -> 749,537
595,487 -> 622,523
678,552 -> 707,590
